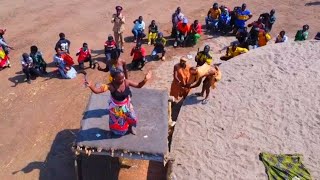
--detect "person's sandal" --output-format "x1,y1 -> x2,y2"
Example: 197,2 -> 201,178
202,99 -> 209,105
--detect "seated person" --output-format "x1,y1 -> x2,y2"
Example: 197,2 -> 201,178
30,45 -> 47,75
236,27 -> 248,45
130,42 -> 146,70
275,30 -> 288,43
104,35 -> 118,62
220,42 -> 248,61
53,47 -> 77,79
151,32 -> 167,61
206,3 -> 221,30
195,45 -> 213,67
21,53 -> 40,84
295,24 -> 309,41
218,6 -> 232,34
174,18 -> 190,47
258,29 -> 271,47
171,7 -> 184,38
76,43 -> 95,69
147,20 -> 158,45
132,16 -> 146,43
233,3 -> 252,33
188,20 -> 202,46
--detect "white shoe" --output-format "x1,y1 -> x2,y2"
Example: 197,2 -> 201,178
147,42 -> 151,45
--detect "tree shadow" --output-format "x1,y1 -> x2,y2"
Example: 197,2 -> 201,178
305,1 -> 320,6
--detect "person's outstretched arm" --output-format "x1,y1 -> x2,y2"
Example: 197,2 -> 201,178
127,71 -> 152,88
87,82 -> 108,94
190,77 -> 203,89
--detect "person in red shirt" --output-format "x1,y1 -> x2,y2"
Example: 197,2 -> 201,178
130,42 -> 146,70
76,43 -> 94,69
104,35 -> 118,62
174,18 -> 190,47
188,20 -> 202,46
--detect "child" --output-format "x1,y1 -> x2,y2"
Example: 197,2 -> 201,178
148,20 -> 158,45
76,43 -> 94,69
151,32 -> 167,61
130,42 -> 146,69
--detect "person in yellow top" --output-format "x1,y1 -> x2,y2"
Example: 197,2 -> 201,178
185,63 -> 222,104
206,3 -> 221,30
220,42 -> 248,61
195,45 -> 213,67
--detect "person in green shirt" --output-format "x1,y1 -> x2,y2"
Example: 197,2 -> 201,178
295,24 -> 309,41
30,45 -> 47,74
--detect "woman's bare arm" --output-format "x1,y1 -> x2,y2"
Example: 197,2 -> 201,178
127,71 -> 152,88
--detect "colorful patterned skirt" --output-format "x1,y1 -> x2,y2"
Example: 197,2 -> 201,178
108,97 -> 137,135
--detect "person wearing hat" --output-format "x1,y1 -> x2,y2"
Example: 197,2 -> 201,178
220,42 -> 248,61
195,45 -> 213,67
206,3 -> 221,31
130,42 -> 146,70
171,7 -> 184,38
170,57 -> 191,101
174,18 -> 190,47
21,53 -> 40,84
234,3 -> 252,34
112,6 -> 125,51
151,32 -> 167,61
295,25 -> 309,41
132,16 -> 146,43
104,35 -> 118,62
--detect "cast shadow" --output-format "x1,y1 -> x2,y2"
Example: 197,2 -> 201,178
8,71 -> 26,87
146,161 -> 166,180
305,1 -> 320,6
183,95 -> 203,106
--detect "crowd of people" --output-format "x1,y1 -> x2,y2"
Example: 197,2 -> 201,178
0,3 -> 318,136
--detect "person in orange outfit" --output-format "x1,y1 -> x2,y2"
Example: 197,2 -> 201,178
170,57 -> 191,101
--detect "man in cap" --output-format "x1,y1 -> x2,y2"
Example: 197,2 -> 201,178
234,3 -> 252,33
130,42 -> 146,70
151,32 -> 167,61
195,45 -> 213,67
206,3 -> 221,31
174,18 -> 190,47
112,6 -> 125,51
170,57 -> 191,101
171,7 -> 184,37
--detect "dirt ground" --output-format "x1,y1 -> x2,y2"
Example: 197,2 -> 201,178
0,0 -> 319,179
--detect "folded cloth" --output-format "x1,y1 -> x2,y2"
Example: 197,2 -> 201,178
259,152 -> 312,180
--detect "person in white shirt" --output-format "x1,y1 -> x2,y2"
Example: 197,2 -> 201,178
171,7 -> 184,37
275,30 -> 288,43
132,16 -> 146,43
21,53 -> 40,84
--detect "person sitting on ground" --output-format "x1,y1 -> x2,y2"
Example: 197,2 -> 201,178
0,29 -> 13,68
218,6 -> 232,34
236,27 -> 249,48
21,53 -> 40,84
275,30 -> 288,43
151,32 -> 167,61
174,18 -> 190,47
295,25 -> 309,41
76,43 -> 95,69
315,32 -> 320,40
258,29 -> 271,47
104,35 -> 119,63
148,20 -> 158,45
195,45 -> 213,67
171,7 -> 184,38
170,57 -> 191,102
55,33 -> 71,54
130,42 -> 146,70
111,6 -> 125,51
98,50 -> 128,82
248,17 -> 265,31
247,26 -> 260,49
86,70 -> 152,135
132,16 -> 146,43
233,3 -> 252,34
30,45 -> 47,75
53,47 -> 77,79
188,20 -> 202,46
186,63 -> 222,104
206,3 -> 221,31
220,42 -> 248,61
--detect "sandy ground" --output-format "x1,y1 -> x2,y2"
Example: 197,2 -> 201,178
0,0 -> 320,179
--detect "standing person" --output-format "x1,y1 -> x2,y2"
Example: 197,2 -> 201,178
170,57 -> 191,101
55,33 -> 71,54
112,6 -> 125,51
218,6 -> 232,34
275,30 -> 288,43
97,50 -> 128,81
132,16 -> 146,43
104,35 -> 118,63
21,53 -> 40,84
258,29 -> 271,47
0,29 -> 14,68
174,18 -> 190,47
187,63 -> 222,104
130,42 -> 146,70
85,70 -> 152,135
188,20 -> 202,46
151,32 -> 167,61
30,45 -> 47,75
171,7 -> 184,38
76,43 -> 95,69
147,20 -> 159,45
53,48 -> 77,79
195,45 -> 213,67
265,9 -> 276,32
236,27 -> 249,47
295,25 -> 309,41
206,3 -> 221,31
234,3 -> 252,33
